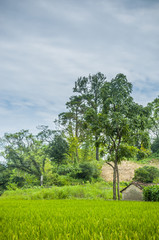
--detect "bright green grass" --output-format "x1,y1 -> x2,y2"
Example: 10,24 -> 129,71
1,182 -> 113,200
0,200 -> 159,240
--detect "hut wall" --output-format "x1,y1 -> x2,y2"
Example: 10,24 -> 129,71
122,185 -> 143,201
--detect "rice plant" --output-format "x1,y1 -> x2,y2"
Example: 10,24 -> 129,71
0,200 -> 159,239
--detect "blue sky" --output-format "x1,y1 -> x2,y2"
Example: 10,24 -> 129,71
0,0 -> 159,136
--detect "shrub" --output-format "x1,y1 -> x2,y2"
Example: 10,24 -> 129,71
56,162 -> 101,183
57,164 -> 78,176
75,162 -> 101,182
143,185 -> 159,201
133,166 -> 159,183
44,173 -> 71,186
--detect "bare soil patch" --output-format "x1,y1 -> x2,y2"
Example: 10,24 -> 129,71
101,160 -> 159,182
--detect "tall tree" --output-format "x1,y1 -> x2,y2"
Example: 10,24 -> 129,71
58,95 -> 86,162
73,72 -> 106,160
100,73 -> 151,200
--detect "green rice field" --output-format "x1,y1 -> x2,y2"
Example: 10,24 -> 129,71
0,199 -> 159,240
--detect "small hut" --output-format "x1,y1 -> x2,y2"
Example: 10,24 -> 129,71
120,182 -> 147,201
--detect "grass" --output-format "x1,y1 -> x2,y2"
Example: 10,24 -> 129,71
0,182 -> 114,200
0,199 -> 159,239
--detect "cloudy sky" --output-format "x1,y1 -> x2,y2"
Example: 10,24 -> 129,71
0,0 -> 159,137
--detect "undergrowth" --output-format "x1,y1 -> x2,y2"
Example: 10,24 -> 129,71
1,182 -> 115,200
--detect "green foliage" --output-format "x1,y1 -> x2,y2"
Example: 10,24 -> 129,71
137,146 -> 151,160
57,164 -> 78,176
0,200 -> 159,239
100,73 -> 151,199
1,130 -> 46,183
153,178 -> 159,184
117,144 -> 139,161
0,164 -> 10,194
79,140 -> 96,162
5,170 -> 40,190
73,72 -> 107,161
149,96 -> 159,138
0,129 -> 70,187
133,166 -> 159,183
44,173 -> 79,187
143,185 -> 159,201
75,162 -> 101,181
1,73 -> 156,199
57,161 -> 101,183
48,134 -> 69,164
56,161 -> 101,183
66,134 -> 80,163
57,95 -> 86,162
6,182 -> 19,191
151,137 -> 159,154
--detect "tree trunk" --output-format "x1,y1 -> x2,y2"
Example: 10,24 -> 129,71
116,164 -> 120,200
96,146 -> 99,161
106,162 -> 116,200
40,175 -> 43,186
113,161 -> 117,200
95,135 -> 99,161
75,110 -> 79,162
76,147 -> 79,162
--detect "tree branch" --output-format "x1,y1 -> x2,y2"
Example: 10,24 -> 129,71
106,162 -> 114,169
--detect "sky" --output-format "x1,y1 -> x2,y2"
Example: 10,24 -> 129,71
0,0 -> 159,137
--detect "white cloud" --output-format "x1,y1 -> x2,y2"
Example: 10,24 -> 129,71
0,0 -> 159,136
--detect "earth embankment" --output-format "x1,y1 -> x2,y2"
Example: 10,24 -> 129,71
101,160 -> 159,182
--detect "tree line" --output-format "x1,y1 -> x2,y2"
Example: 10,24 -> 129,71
0,73 -> 159,200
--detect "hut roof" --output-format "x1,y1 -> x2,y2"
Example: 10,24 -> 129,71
120,182 -> 153,193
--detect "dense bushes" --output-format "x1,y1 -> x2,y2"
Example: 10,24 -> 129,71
57,161 -> 101,183
133,166 -> 159,183
75,162 -> 101,181
4,161 -> 102,190
143,185 -> 159,201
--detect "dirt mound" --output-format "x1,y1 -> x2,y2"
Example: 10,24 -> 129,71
101,160 -> 159,182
